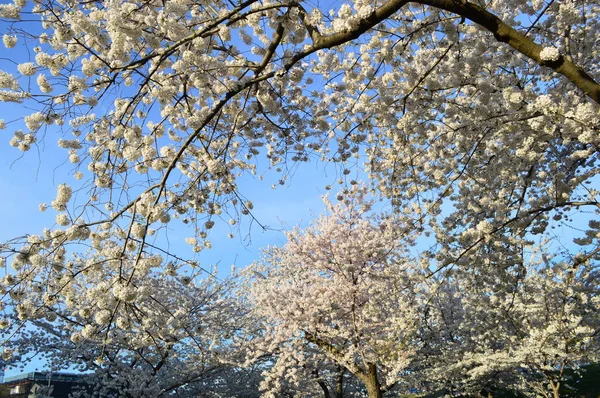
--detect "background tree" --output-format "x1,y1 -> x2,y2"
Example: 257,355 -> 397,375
457,250 -> 599,398
417,242 -> 600,398
244,186 -> 426,398
0,252 -> 252,397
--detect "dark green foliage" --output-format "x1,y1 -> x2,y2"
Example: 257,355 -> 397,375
561,363 -> 600,398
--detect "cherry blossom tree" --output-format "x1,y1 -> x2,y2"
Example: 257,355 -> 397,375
0,251 -> 255,397
0,0 -> 599,394
243,187 -> 426,398
415,241 -> 600,398
0,0 -> 598,282
459,251 -> 599,398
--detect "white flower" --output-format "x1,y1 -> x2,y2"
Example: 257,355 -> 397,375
2,34 -> 17,48
36,73 -> 52,93
131,223 -> 146,239
56,213 -> 70,226
117,286 -> 137,302
539,47 -> 560,62
2,348 -> 13,361
24,112 -> 45,131
70,332 -> 83,343
0,71 -> 18,90
23,133 -> 35,144
58,139 -> 82,149
52,183 -> 72,211
18,142 -> 30,151
94,309 -> 111,325
17,62 -> 36,76
122,145 -> 140,161
503,88 -> 523,104
81,324 -> 96,338
0,5 -> 20,19
116,317 -> 129,329
159,212 -> 170,223
0,89 -> 26,103
185,237 -> 197,246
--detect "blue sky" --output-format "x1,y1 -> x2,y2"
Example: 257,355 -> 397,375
0,20 -> 340,274
0,86 -> 343,271
0,131 -> 335,257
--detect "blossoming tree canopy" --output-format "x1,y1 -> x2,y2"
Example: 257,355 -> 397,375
245,187 -> 426,397
418,244 -> 600,397
0,0 -> 598,263
0,0 -> 599,380
2,268 -> 249,396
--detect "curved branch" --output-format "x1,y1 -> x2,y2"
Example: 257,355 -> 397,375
418,0 -> 600,104
297,0 -> 600,104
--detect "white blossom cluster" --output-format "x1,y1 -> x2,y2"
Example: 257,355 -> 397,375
0,246 -> 249,395
539,46 -> 561,62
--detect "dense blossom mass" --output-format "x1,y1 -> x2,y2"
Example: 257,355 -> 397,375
245,188 -> 424,397
0,0 -> 599,396
244,191 -> 600,397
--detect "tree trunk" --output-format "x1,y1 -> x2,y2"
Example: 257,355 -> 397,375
364,363 -> 383,398
317,380 -> 331,398
335,367 -> 344,398
477,389 -> 493,398
549,380 -> 560,398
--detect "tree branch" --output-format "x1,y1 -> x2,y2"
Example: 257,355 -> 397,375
298,0 -> 600,104
418,0 -> 600,104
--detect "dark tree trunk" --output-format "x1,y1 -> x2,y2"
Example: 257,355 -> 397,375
335,367 -> 344,398
364,363 -> 383,398
317,380 -> 331,398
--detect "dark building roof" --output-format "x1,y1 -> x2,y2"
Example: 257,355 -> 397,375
1,372 -> 89,398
